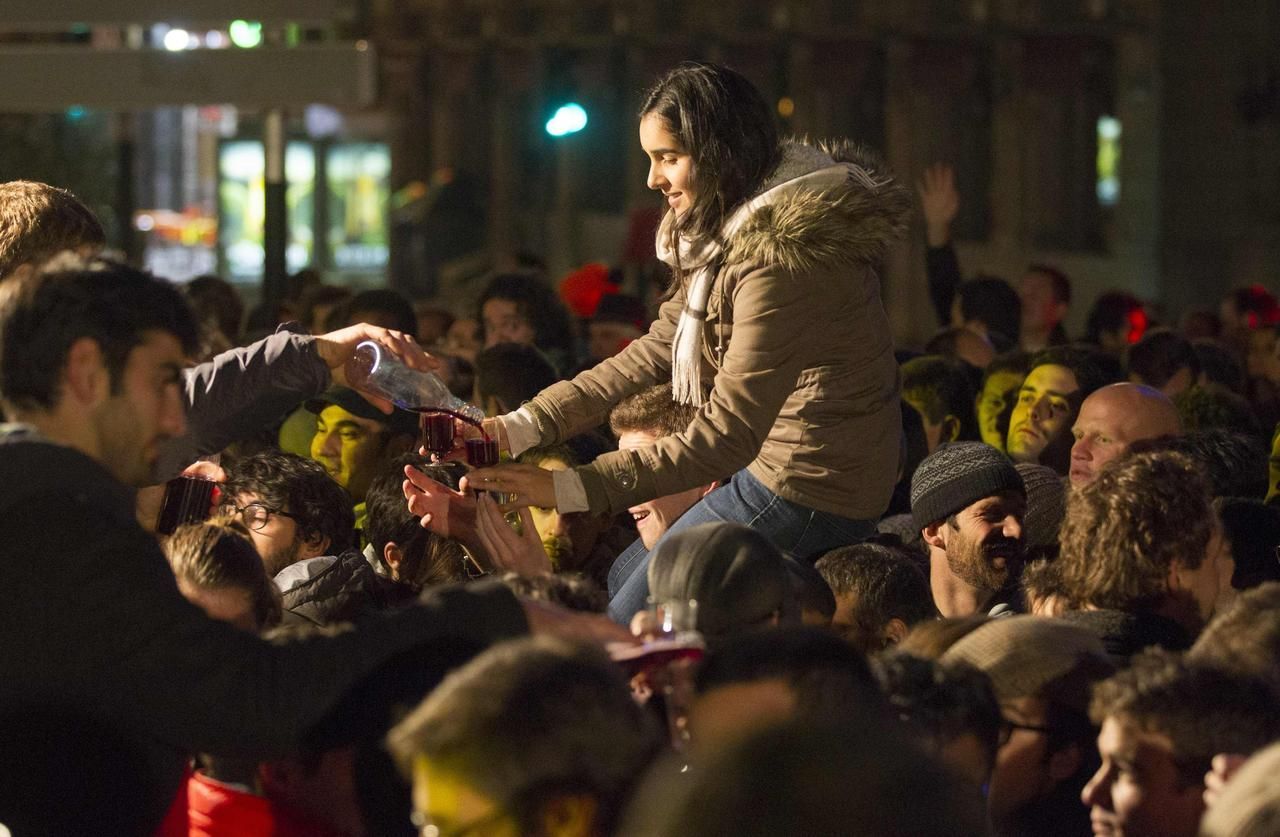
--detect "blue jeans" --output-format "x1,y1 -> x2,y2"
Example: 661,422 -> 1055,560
606,468 -> 876,624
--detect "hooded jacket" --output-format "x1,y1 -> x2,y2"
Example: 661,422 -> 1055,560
524,141 -> 911,518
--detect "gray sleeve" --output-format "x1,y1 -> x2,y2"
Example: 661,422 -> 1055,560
155,330 -> 331,477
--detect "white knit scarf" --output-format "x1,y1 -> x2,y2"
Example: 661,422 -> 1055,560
655,143 -> 889,405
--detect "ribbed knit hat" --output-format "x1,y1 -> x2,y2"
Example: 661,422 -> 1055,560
910,442 -> 1024,530
1015,463 -> 1066,550
942,616 -> 1112,712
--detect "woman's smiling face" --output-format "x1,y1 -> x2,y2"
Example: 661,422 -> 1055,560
640,113 -> 696,216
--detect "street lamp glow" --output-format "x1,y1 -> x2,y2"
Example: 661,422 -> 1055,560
229,20 -> 263,49
545,103 -> 588,137
162,28 -> 192,51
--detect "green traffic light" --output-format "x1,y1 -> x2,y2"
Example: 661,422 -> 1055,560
229,20 -> 263,49
545,103 -> 588,137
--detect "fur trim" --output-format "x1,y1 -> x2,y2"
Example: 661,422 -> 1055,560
722,139 -> 914,274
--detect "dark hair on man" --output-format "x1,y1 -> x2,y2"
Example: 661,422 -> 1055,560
1189,582 -> 1280,698
1226,284 -> 1280,330
0,181 -> 105,280
1128,329 -> 1199,390
815,543 -> 935,652
164,516 -> 282,630
1174,386 -> 1264,438
501,572 -> 608,613
1058,451 -> 1213,612
983,349 -> 1032,383
876,652 -> 1002,777
1027,263 -> 1072,305
1214,498 -> 1280,591
1085,291 -> 1146,346
1021,557 -> 1070,614
622,716 -> 988,837
1089,649 -> 1280,786
388,637 -> 661,835
609,383 -> 699,438
784,557 -> 837,620
1028,344 -> 1124,401
901,355 -> 980,443
223,450 -> 356,556
477,272 -> 575,359
0,254 -> 199,412
1191,339 -> 1245,393
365,455 -> 468,592
959,276 -> 1021,346
345,288 -> 418,336
184,275 -> 244,346
641,61 -> 782,245
298,284 -> 353,333
923,326 -> 991,370
474,342 -> 561,414
1128,430 -> 1268,499
696,627 -> 885,720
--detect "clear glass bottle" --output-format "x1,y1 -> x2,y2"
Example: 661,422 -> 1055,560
344,340 -> 485,424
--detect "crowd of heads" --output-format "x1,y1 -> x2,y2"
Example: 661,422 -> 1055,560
2,93 -> 1280,837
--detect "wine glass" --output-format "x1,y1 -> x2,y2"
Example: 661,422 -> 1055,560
419,411 -> 456,458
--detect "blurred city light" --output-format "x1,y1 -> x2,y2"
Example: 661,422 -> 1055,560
545,103 -> 588,137
229,19 -> 263,48
162,28 -> 192,51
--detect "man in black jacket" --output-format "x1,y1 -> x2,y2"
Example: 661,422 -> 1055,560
0,255 -> 615,832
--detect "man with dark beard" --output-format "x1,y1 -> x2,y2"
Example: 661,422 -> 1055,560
912,442 -> 1027,617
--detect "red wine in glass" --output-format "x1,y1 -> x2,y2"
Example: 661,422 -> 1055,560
465,438 -> 499,468
419,411 -> 455,457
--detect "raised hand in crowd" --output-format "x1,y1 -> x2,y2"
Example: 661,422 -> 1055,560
403,463 -> 476,541
917,162 -> 960,248
474,493 -> 552,579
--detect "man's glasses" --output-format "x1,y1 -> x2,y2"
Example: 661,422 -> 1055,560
221,501 -> 300,532
998,718 -> 1053,748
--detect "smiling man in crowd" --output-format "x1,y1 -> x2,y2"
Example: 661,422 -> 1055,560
911,442 -> 1027,618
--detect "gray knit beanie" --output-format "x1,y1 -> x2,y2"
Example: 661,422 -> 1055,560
911,442 -> 1024,530
1015,463 -> 1066,550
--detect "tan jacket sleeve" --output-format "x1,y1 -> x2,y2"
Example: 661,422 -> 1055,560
572,264 -> 820,515
522,289 -> 684,444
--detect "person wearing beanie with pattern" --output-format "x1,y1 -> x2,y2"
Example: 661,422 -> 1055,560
1014,462 -> 1066,558
912,442 -> 1027,618
944,616 -> 1114,837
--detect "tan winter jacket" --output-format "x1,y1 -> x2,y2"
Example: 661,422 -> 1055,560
524,141 -> 911,519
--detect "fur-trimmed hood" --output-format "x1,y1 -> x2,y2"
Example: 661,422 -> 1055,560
722,139 -> 913,275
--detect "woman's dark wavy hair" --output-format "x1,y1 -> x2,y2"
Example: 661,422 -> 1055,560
641,61 -> 782,255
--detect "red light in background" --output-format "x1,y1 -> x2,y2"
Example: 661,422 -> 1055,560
1127,307 -> 1148,344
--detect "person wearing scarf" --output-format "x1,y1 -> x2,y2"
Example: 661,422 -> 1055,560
408,62 -> 911,623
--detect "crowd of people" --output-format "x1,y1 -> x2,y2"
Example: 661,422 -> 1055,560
1,60 -> 1279,837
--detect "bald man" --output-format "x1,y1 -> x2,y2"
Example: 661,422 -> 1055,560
1068,383 -> 1182,488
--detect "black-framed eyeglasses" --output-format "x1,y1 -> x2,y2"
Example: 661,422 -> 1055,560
220,501 -> 300,532
998,718 -> 1053,748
